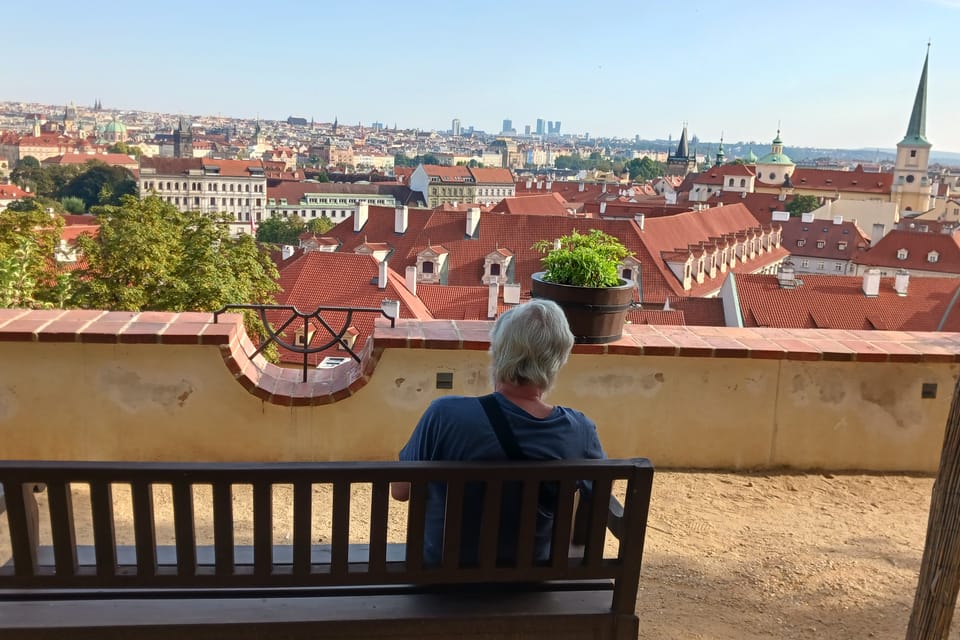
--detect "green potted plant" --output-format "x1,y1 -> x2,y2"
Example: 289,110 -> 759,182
531,229 -> 636,344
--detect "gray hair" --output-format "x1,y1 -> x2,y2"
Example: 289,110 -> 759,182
489,299 -> 574,391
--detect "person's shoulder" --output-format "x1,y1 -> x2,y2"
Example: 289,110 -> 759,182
426,395 -> 481,415
554,405 -> 594,424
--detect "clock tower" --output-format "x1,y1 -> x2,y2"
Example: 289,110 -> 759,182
892,45 -> 933,213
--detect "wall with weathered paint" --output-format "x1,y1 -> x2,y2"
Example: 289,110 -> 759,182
0,340 -> 954,472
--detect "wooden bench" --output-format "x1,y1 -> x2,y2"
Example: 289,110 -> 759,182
0,458 -> 654,639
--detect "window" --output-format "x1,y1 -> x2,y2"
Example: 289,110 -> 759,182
422,261 -> 434,274
817,262 -> 825,270
838,241 -> 847,250
910,150 -> 917,158
897,248 -> 908,260
769,172 -> 776,180
906,175 -> 915,183
490,263 -> 501,276
816,240 -> 825,249
622,268 -> 632,280
797,239 -> 806,247
800,260 -> 809,268
928,251 -> 940,263
740,178 -> 746,187
728,178 -> 734,186
835,263 -> 844,272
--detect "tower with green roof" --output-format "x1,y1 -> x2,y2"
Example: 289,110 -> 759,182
892,44 -> 932,213
755,129 -> 795,186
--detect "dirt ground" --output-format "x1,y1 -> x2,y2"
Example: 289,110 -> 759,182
2,470 -> 954,639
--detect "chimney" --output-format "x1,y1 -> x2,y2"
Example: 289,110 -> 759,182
894,269 -> 910,296
353,201 -> 369,232
778,192 -> 786,201
487,282 -> 499,319
833,215 -> 843,225
503,283 -> 521,304
863,268 -> 881,297
599,201 -> 607,215
466,207 -> 481,237
870,223 -> 886,247
578,182 -> 584,192
777,263 -> 797,289
546,180 -> 553,191
602,183 -> 607,193
740,191 -> 747,199
405,265 -> 417,295
281,245 -> 295,260
394,205 -> 408,234
801,211 -> 815,223
634,213 -> 645,230
525,179 -> 532,189
377,258 -> 388,289
537,181 -> 543,190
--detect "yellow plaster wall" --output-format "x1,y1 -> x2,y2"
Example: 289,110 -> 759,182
0,341 -> 954,471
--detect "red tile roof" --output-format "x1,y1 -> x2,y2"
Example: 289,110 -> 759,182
140,157 -> 265,177
790,165 -> 893,195
0,184 -> 29,200
321,202 -> 783,304
778,217 -> 870,261
734,272 -> 960,331
711,191 -> 796,223
852,228 -> 960,274
419,164 -> 472,182
42,153 -> 137,167
468,167 -> 514,184
489,193 -> 572,216
274,252 -> 433,364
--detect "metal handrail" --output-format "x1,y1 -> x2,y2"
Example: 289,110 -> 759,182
214,304 -> 396,382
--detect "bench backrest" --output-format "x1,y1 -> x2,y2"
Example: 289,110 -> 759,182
0,459 -> 653,614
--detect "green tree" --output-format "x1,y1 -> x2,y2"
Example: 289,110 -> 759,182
107,141 -> 142,159
626,157 -> 666,181
61,161 -> 137,209
72,195 -> 279,312
11,156 -> 52,195
61,196 -> 86,214
785,195 -> 821,217
313,171 -> 330,183
0,198 -> 65,308
255,215 -> 307,245
306,216 -> 334,234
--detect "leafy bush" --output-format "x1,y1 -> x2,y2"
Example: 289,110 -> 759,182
532,229 -> 631,288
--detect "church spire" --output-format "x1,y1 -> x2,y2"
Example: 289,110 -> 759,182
902,43 -> 931,146
715,133 -> 725,167
675,122 -> 690,158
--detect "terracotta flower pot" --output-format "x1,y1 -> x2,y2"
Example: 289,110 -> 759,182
530,272 -> 635,344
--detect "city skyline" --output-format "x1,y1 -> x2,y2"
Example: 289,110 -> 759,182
4,1 -> 960,153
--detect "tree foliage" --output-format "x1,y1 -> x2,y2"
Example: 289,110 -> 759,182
107,141 -> 142,159
0,198 -> 65,308
625,157 -> 666,181
72,195 -> 279,312
785,195 -> 821,217
11,159 -> 136,209
61,196 -> 86,214
256,215 -> 307,245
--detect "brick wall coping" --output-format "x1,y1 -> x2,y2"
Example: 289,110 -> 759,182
2,309 -> 959,406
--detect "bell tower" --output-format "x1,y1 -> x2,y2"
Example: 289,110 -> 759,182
892,45 -> 933,213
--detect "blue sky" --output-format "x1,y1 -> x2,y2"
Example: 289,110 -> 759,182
6,0 -> 959,152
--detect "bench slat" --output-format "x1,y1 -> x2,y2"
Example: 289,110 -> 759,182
172,483 -> 196,577
405,482 -> 426,570
131,481 -> 157,578
253,483 -> 272,577
330,481 -> 349,577
583,478 -> 613,568
478,479 -> 502,570
551,479 -> 577,570
368,481 -> 389,574
212,482 -> 233,576
89,481 -> 117,578
441,480 -> 464,569
47,481 -> 78,577
3,481 -> 39,577
292,481 -> 312,576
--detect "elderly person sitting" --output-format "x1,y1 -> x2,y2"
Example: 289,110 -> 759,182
391,298 -> 606,566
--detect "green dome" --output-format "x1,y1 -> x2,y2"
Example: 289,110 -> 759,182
104,117 -> 127,134
745,149 -> 758,163
757,151 -> 793,166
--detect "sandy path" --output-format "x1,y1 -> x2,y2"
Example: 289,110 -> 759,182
1,471 -> 954,639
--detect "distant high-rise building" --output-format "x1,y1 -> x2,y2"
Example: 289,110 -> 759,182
452,118 -> 461,136
524,125 -> 531,136
536,118 -> 545,135
501,119 -> 513,134
547,121 -> 554,135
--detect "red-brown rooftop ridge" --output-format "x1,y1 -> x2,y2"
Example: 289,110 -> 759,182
4,310 -> 960,406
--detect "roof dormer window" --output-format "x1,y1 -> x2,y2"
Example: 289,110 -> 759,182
797,239 -> 806,247
928,251 -> 940,263
897,248 -> 908,260
422,261 -> 434,274
816,240 -> 825,249
838,241 -> 847,250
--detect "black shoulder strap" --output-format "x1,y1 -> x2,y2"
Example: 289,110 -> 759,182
478,394 -> 527,460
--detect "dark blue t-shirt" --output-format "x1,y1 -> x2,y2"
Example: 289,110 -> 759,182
398,392 -> 606,565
